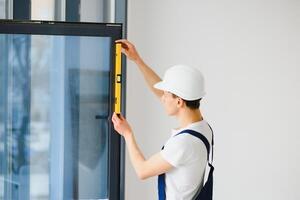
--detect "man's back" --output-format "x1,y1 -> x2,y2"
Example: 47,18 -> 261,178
161,120 -> 213,200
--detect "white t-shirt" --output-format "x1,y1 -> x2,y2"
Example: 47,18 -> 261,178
160,120 -> 213,200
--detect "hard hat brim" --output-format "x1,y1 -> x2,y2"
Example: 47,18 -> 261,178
154,79 -> 205,101
153,81 -> 167,91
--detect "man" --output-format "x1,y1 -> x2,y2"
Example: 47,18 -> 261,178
111,40 -> 213,200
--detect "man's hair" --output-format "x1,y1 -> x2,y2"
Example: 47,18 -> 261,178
171,93 -> 201,110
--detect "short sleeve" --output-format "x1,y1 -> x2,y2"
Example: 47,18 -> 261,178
160,135 -> 194,167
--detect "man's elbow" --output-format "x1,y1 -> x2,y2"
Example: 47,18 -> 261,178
137,171 -> 149,180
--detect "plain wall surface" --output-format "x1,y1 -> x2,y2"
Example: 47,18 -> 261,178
125,0 -> 300,200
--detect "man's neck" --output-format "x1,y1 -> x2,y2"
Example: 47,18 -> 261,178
177,108 -> 203,129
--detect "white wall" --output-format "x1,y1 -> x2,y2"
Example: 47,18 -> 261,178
125,0 -> 300,200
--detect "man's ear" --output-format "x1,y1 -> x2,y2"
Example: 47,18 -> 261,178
177,98 -> 184,108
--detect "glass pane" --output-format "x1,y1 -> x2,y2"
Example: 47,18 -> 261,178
0,31 -> 6,199
0,0 -> 5,19
0,33 -> 111,200
29,0 -> 109,22
80,0 -> 107,22
31,0 -> 55,20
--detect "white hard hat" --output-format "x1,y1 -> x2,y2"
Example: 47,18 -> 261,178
154,65 -> 205,101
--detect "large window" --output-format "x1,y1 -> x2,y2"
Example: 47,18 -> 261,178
0,0 -> 127,199
0,21 -> 122,200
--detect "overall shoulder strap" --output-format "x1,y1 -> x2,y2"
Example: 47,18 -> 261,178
175,129 -> 211,162
207,123 -> 214,162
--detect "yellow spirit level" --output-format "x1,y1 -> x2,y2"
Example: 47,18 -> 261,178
114,43 -> 122,114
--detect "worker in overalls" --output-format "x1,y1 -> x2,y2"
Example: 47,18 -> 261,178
112,39 -> 213,200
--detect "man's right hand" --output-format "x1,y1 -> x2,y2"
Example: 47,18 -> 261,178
115,39 -> 141,63
116,39 -> 164,100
